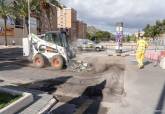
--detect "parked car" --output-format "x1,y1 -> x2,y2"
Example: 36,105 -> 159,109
76,39 -> 104,51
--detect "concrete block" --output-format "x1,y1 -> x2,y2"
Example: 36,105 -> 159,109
38,98 -> 57,114
160,57 -> 165,69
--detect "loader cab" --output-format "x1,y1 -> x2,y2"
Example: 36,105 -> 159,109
42,31 -> 74,60
43,31 -> 69,48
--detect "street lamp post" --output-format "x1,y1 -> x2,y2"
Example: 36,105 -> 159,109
27,0 -> 32,58
28,0 -> 31,35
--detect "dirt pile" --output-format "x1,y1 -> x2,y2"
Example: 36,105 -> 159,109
69,56 -> 126,96
87,57 -> 125,73
87,57 -> 126,96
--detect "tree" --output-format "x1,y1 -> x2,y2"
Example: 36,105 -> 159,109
144,25 -> 157,39
87,30 -> 112,42
13,0 -> 28,35
48,0 -> 62,8
161,19 -> 165,33
95,31 -> 111,41
130,35 -> 136,42
144,24 -> 151,37
0,0 -> 13,46
125,35 -> 130,42
123,35 -> 136,42
87,32 -> 93,40
39,0 -> 62,33
13,0 -> 61,34
144,19 -> 165,39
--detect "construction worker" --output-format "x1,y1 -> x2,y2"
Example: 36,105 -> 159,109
136,36 -> 148,69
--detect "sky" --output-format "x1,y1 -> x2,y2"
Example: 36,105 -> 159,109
60,0 -> 165,34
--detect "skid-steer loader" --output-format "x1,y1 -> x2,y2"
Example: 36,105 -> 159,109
23,30 -> 75,70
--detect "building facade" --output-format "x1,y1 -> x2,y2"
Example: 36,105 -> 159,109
134,31 -> 145,38
0,17 -> 37,45
76,21 -> 87,39
57,8 -> 77,41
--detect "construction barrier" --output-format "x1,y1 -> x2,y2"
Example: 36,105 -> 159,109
160,51 -> 165,58
160,57 -> 165,69
145,50 -> 165,69
145,51 -> 160,61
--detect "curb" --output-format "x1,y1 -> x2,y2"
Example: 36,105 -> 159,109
0,87 -> 33,114
38,98 -> 57,114
0,59 -> 35,68
108,53 -> 135,57
0,58 -> 20,61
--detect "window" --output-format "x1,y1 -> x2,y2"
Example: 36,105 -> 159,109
15,18 -> 23,28
60,33 -> 68,47
52,33 -> 62,46
44,34 -> 53,43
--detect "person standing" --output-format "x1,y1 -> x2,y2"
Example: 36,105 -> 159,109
136,36 -> 148,69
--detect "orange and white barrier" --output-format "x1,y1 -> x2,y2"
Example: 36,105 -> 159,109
145,51 -> 165,69
160,51 -> 165,58
145,51 -> 160,61
160,57 -> 165,69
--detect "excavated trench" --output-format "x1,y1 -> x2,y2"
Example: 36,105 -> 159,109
50,62 -> 125,114
23,57 -> 126,114
26,62 -> 125,97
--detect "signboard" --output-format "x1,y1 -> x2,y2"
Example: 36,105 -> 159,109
116,32 -> 123,42
115,22 -> 124,52
116,27 -> 123,32
116,22 -> 123,43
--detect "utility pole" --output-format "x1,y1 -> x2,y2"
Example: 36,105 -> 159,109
28,0 -> 31,35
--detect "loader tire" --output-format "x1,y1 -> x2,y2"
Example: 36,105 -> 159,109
33,54 -> 45,68
95,47 -> 100,52
51,55 -> 64,70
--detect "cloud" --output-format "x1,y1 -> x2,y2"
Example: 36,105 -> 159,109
60,0 -> 165,33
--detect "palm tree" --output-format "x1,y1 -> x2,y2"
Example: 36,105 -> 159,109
0,0 -> 13,46
48,0 -> 62,8
36,0 -> 62,33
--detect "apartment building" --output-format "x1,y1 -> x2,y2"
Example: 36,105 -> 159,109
57,7 -> 77,41
76,21 -> 87,39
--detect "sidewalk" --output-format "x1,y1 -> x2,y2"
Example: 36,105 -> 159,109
0,45 -> 22,49
106,56 -> 165,114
